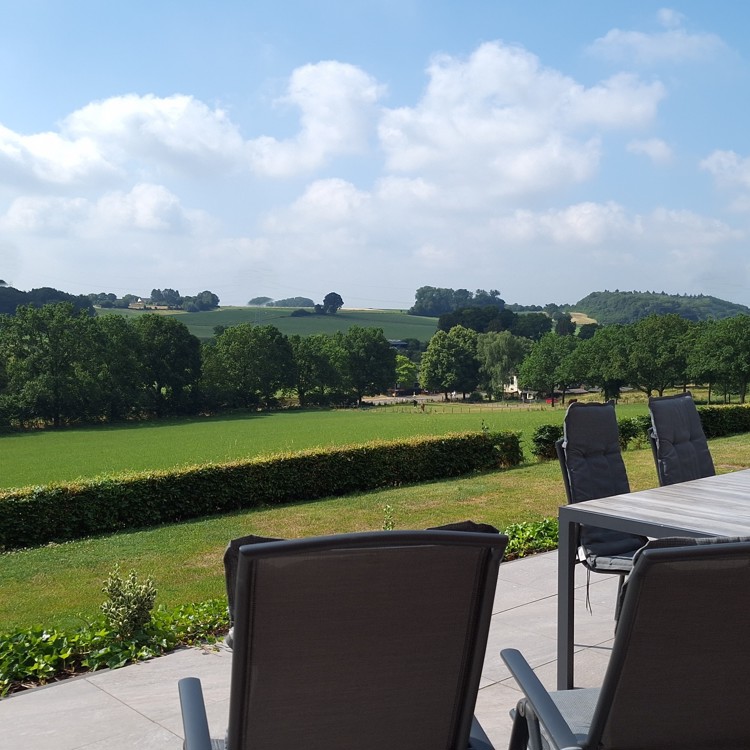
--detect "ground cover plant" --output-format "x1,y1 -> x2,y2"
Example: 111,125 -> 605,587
0,402 -> 649,489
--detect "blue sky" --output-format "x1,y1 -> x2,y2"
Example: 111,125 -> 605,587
2,1 -> 750,309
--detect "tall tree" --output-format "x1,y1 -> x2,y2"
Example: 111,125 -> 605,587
131,315 -> 201,415
518,332 -> 577,402
338,326 -> 396,405
476,331 -> 531,400
419,325 -> 479,399
322,292 -> 344,314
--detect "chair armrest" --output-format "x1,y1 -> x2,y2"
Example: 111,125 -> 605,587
178,677 -> 213,750
500,649 -> 582,750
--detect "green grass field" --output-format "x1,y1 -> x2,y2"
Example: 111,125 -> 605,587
2,432 -> 749,631
97,306 -> 439,341
0,402 -> 646,489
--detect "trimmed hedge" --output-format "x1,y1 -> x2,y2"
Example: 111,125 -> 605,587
0,430 -> 522,551
530,403 -> 750,460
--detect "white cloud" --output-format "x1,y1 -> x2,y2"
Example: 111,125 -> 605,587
247,61 -> 384,177
0,183 -> 206,235
378,42 -> 664,200
700,150 -> 750,213
627,138 -> 674,164
588,10 -> 726,65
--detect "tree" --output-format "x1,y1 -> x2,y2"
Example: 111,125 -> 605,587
623,314 -> 692,397
517,332 -> 577,403
248,297 -> 273,306
338,326 -> 396,405
555,314 -> 576,336
395,354 -> 419,391
510,312 -> 553,341
419,325 -> 479,399
0,303 -> 100,426
476,331 -> 531,400
322,292 -> 344,314
131,315 -> 201,414
208,324 -> 295,408
290,333 -> 341,406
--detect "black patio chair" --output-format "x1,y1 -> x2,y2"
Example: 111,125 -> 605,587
180,529 -> 508,750
556,401 -> 647,617
502,537 -> 750,750
648,391 -> 715,486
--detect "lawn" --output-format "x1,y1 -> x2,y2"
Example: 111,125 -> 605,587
0,402 -> 641,489
2,432 -> 749,631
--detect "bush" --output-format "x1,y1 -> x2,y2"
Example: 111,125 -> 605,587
697,404 -> 750,439
531,424 -> 563,460
504,517 -> 558,559
0,431 -> 523,550
101,566 -> 157,639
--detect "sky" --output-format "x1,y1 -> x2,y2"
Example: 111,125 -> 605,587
2,1 -> 750,310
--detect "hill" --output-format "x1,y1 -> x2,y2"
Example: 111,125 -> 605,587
574,290 -> 750,325
95,306 -> 439,342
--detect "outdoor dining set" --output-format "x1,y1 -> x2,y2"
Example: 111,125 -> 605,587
177,393 -> 750,749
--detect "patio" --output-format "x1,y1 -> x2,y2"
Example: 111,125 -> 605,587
0,551 -> 618,749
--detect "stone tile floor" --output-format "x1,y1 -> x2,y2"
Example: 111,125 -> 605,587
0,551 -> 617,749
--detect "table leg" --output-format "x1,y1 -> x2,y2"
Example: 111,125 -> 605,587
557,517 -> 575,689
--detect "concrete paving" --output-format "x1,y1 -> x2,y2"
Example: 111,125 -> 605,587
0,551 -> 618,749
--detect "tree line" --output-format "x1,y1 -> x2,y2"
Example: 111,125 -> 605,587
419,313 -> 750,404
2,303 -> 750,429
0,304 -> 396,428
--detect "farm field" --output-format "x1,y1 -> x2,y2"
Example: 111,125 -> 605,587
96,306 -> 439,341
0,402 -> 647,490
2,431 -> 749,631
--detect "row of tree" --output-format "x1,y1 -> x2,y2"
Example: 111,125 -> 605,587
418,314 -> 750,404
0,304 -> 396,427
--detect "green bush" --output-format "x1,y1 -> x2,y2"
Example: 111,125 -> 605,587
101,566 -> 157,640
504,517 -> 558,559
0,430 -> 522,551
531,424 -> 563,460
697,404 -> 750,439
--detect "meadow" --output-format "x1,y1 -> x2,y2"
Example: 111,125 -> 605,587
98,306 -> 439,341
0,402 -> 648,489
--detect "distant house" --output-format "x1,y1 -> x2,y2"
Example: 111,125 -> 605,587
504,375 -> 537,402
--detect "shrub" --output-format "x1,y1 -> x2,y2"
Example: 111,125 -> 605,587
503,517 -> 558,559
0,431 -> 522,551
697,404 -> 750,439
101,565 -> 157,639
531,424 -> 563,460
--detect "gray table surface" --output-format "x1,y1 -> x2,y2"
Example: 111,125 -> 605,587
557,468 -> 750,689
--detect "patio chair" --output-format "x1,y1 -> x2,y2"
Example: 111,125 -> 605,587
556,401 -> 648,617
648,391 -> 715,486
502,537 -> 750,750
181,529 -> 508,750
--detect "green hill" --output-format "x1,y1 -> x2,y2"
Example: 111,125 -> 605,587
95,306 -> 439,342
574,291 -> 750,325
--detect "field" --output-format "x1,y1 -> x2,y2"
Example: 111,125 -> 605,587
0,402 -> 645,490
97,306 -> 439,341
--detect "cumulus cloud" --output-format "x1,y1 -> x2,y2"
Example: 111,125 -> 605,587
247,61 -> 385,176
0,183 -> 206,235
627,138 -> 673,164
588,9 -> 727,65
64,94 -> 246,171
378,42 -> 664,200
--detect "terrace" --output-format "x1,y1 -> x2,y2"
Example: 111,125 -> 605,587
0,551 -> 617,749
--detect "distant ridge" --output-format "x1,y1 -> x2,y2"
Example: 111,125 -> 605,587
574,290 -> 750,325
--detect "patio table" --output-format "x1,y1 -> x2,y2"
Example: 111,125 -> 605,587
557,468 -> 750,689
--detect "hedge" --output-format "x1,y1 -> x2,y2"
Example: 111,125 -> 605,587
530,403 -> 750,460
0,430 -> 522,551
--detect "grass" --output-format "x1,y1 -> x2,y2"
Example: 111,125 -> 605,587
0,402 -> 638,489
96,306 -> 440,342
2,432 -> 749,632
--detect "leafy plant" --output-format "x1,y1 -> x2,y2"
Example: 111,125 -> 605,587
382,504 -> 395,530
101,565 -> 157,639
504,518 -> 558,559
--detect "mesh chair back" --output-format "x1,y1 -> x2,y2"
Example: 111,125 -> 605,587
589,540 -> 750,749
228,530 -> 507,750
560,402 -> 645,560
648,392 -> 715,485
